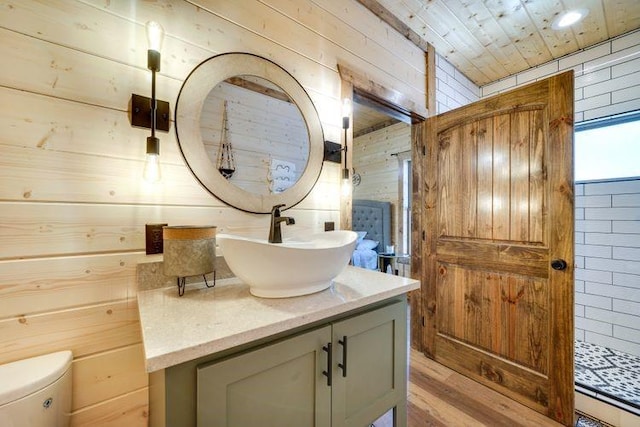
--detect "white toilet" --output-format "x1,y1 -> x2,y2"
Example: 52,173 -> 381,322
0,350 -> 73,427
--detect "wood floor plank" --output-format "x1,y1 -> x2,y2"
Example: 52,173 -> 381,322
407,349 -> 564,426
407,400 -> 448,427
408,381 -> 487,426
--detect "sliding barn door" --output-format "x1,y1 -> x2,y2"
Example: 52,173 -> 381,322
421,71 -> 575,425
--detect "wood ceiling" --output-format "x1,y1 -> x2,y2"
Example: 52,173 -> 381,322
359,0 -> 640,86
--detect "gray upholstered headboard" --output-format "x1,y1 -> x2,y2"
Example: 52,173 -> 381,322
352,199 -> 391,253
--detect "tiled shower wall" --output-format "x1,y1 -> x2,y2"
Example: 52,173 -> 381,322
435,53 -> 480,114
482,29 -> 640,122
575,179 -> 640,357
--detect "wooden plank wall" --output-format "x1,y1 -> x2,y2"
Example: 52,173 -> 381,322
0,0 -> 425,425
353,122 -> 412,250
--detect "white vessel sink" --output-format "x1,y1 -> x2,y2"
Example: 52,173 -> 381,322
217,230 -> 357,298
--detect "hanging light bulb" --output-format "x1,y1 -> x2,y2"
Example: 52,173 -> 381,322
341,172 -> 351,196
342,98 -> 352,130
143,136 -> 161,183
342,163 -> 350,188
146,21 -> 165,56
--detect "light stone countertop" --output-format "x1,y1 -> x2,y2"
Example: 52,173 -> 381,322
137,265 -> 419,372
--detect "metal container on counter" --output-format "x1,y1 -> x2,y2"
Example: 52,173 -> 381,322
162,225 -> 216,278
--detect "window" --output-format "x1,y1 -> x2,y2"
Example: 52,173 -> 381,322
575,111 -> 640,181
401,158 -> 412,254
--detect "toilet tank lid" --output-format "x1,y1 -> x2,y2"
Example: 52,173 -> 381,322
0,350 -> 72,406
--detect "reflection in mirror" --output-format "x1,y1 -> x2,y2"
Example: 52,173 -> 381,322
175,52 -> 324,213
200,76 -> 309,195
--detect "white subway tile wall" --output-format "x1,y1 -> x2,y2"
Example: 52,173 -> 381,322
482,29 -> 640,123
435,54 -> 480,114
576,180 -> 640,357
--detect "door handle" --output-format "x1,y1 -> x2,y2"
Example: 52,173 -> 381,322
551,259 -> 568,271
338,336 -> 347,377
322,343 -> 332,386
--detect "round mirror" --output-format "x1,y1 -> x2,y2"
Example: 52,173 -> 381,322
175,53 -> 324,213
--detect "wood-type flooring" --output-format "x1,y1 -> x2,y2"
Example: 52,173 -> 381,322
404,348 -> 566,427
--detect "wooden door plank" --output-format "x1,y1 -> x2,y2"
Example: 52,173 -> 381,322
512,277 -> 548,374
434,336 -> 548,414
461,122 -> 478,238
477,117 -> 494,240
493,113 -> 512,241
462,268 -> 482,346
438,126 -> 462,237
529,109 -> 546,244
510,110 -> 532,242
410,120 -> 425,351
546,70 -> 575,426
423,113 -> 439,358
435,262 -> 454,339
436,240 -> 548,278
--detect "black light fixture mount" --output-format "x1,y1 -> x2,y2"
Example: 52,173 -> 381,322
323,140 -> 342,163
130,94 -> 170,132
321,98 -> 352,192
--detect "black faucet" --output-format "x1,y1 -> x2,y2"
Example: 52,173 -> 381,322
268,204 -> 295,243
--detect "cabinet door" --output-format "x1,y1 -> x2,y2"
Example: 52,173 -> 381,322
196,326 -> 331,427
331,300 -> 407,427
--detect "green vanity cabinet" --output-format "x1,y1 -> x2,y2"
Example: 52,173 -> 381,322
197,325 -> 332,426
331,301 -> 407,427
151,298 -> 407,427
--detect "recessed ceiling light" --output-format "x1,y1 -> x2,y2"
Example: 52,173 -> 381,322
552,8 -> 589,30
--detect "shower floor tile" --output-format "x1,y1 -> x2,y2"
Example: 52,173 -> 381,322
575,340 -> 640,413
